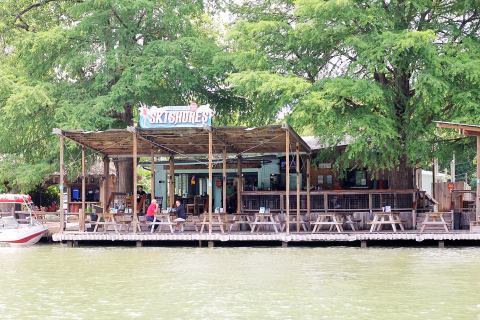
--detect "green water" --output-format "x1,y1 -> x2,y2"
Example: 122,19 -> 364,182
1,245 -> 479,320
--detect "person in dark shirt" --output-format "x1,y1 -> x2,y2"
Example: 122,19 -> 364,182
137,186 -> 147,214
173,199 -> 186,232
137,186 -> 147,203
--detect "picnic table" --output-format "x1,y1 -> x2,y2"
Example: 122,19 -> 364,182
420,211 -> 451,233
250,211 -> 281,233
369,212 -> 405,232
148,212 -> 175,233
311,213 -> 344,233
92,212 -> 119,233
227,213 -> 254,232
199,213 -> 225,233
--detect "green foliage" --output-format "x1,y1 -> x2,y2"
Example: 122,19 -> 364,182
228,0 -> 480,178
0,0 -> 242,191
1,0 -> 480,192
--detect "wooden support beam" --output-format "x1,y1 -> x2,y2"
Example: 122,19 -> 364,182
150,150 -> 155,200
296,142 -> 301,233
59,135 -> 65,232
103,156 -> 109,214
412,191 -> 417,229
208,129 -> 213,234
168,156 -> 175,208
477,136 -> 480,221
432,157 -> 438,200
306,156 -> 311,218
236,155 -> 242,214
133,132 -> 138,232
285,130 -> 290,235
222,147 -> 227,214
80,146 -> 86,232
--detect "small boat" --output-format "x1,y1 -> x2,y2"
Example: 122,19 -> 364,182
0,194 -> 48,246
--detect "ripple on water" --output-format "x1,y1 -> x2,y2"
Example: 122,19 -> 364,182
1,245 -> 480,319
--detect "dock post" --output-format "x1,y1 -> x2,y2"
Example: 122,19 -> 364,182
208,241 -> 214,248
361,240 -> 368,248
136,241 -> 143,247
282,241 -> 288,248
198,240 -> 203,248
438,240 -> 445,248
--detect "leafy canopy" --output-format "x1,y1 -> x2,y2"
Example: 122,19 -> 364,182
228,0 -> 480,180
0,0 -> 241,191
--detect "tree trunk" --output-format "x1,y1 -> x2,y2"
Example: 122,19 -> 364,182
115,158 -> 133,194
388,155 -> 414,189
114,104 -> 135,195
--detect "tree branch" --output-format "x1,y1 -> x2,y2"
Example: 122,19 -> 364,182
13,0 -> 83,31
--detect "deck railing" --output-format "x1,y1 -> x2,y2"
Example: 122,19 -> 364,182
241,189 -> 426,229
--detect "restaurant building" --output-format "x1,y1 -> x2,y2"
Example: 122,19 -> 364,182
49,105 -> 479,246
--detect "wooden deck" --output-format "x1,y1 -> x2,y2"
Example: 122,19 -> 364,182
52,231 -> 480,244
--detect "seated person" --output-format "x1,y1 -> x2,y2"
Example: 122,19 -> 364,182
137,186 -> 147,213
173,199 -> 187,232
145,199 -> 158,223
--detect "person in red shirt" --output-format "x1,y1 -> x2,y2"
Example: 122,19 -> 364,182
146,199 -> 158,223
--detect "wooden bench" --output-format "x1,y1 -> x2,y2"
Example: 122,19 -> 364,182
420,211 -> 451,233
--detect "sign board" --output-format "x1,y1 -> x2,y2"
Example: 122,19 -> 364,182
139,103 -> 214,128
318,163 -> 332,169
448,182 -> 455,191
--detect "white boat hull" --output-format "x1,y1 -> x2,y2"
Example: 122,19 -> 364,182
0,223 -> 47,247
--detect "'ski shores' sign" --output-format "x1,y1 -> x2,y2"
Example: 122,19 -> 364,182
139,102 -> 214,128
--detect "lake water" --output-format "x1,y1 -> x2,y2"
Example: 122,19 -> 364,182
1,245 -> 479,319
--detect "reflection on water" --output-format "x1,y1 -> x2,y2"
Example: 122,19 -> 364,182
1,245 -> 480,319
